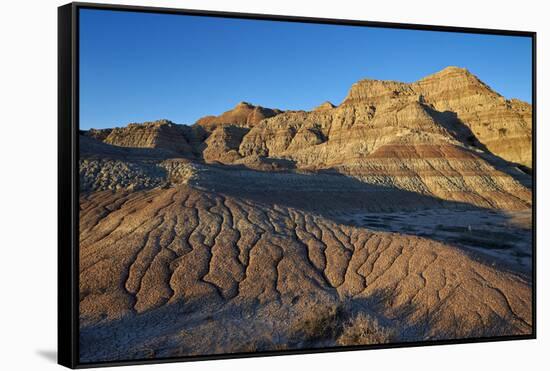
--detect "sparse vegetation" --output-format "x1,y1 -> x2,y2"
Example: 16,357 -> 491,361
288,304 -> 397,347
289,304 -> 346,345
337,312 -> 397,346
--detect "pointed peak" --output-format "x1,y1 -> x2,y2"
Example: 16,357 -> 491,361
195,102 -> 282,129
419,66 -> 476,81
415,66 -> 500,97
440,66 -> 471,74
314,101 -> 336,111
235,101 -> 255,109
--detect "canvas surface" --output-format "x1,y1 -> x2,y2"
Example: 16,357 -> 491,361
77,7 -> 533,364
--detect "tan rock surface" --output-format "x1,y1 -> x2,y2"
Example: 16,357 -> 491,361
89,119 -> 207,158
202,125 -> 249,163
195,101 -> 283,132
343,66 -> 532,167
314,101 -> 337,111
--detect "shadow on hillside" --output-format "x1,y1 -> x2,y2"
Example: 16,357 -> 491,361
77,289 -> 421,362
78,279 -> 527,364
80,135 -> 185,161
191,163 -> 531,277
195,162 -> 521,215
425,106 -> 532,189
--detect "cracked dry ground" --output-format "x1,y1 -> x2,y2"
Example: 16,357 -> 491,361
79,185 -> 532,362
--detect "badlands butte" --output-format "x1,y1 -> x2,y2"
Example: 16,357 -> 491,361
79,67 -> 533,362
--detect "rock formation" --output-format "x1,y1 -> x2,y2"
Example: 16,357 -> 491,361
237,95 -> 530,210
202,125 -> 249,163
195,101 -> 283,132
314,101 -> 337,111
343,66 -> 532,167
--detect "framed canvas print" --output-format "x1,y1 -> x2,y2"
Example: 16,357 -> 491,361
58,2 -> 536,368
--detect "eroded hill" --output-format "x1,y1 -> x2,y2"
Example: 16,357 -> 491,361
80,186 -> 531,362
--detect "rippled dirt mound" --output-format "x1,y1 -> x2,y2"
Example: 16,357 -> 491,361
79,186 -> 531,362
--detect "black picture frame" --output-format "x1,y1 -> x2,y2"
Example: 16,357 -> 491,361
58,2 -> 537,368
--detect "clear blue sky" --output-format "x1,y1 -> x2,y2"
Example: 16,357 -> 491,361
79,8 -> 532,130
